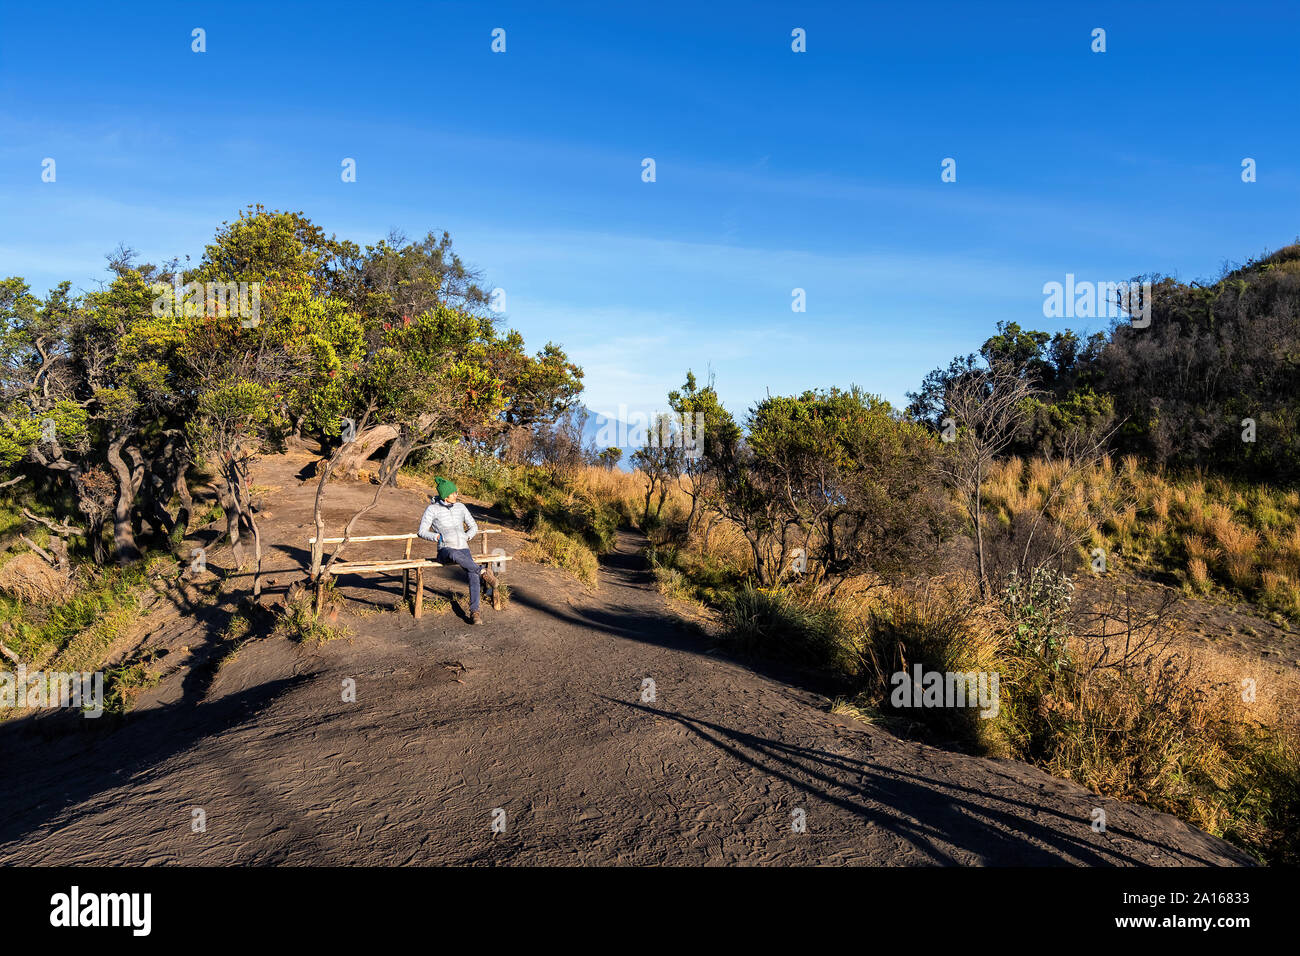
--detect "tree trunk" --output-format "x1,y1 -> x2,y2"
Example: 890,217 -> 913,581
333,424 -> 398,479
748,534 -> 767,587
377,432 -> 413,487
221,479 -> 243,556
159,430 -> 191,535
683,474 -> 700,535
223,456 -> 263,598
143,474 -> 177,538
107,435 -> 143,564
173,468 -> 193,535
87,517 -> 106,564
310,449 -> 344,582
973,461 -> 988,601
248,504 -> 263,599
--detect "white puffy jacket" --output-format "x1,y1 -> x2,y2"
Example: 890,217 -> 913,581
417,499 -> 478,551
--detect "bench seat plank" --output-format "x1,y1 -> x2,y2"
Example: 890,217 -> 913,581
322,560 -> 439,575
310,529 -> 504,545
321,555 -> 514,577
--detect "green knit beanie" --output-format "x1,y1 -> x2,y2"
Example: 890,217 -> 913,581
434,476 -> 458,499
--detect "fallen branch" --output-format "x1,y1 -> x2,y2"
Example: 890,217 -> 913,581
22,509 -> 84,536
18,534 -> 58,567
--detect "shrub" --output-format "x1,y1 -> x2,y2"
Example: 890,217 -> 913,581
646,539 -> 747,606
103,656 -> 164,714
521,518 -> 599,587
1000,567 -> 1074,668
480,465 -> 619,554
860,586 -> 1002,748
276,588 -> 348,644
722,584 -> 864,678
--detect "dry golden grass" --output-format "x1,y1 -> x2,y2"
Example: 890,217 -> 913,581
0,552 -> 71,604
1224,552 -> 1258,591
684,515 -> 753,569
1282,526 -> 1300,564
984,582 -> 1297,860
840,575 -> 1299,856
1190,643 -> 1300,734
983,456 -> 1300,616
568,464 -> 694,529
571,464 -> 644,502
1183,533 -> 1215,564
1261,569 -> 1300,617
1188,557 -> 1211,592
649,449 -> 1299,861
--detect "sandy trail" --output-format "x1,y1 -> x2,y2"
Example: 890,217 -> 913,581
0,455 -> 1253,865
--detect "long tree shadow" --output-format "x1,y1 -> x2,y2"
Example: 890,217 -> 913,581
601,698 -> 1242,866
0,674 -> 315,854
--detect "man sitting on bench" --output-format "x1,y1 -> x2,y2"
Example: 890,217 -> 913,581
417,477 -> 500,624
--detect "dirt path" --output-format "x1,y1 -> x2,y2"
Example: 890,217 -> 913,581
0,458 -> 1254,865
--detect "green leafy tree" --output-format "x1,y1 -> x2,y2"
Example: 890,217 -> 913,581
741,387 -> 950,591
667,370 -> 739,544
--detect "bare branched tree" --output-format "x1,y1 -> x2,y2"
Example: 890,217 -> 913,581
935,359 -> 1040,599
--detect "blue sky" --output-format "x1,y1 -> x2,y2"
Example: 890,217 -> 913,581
2,1 -> 1297,423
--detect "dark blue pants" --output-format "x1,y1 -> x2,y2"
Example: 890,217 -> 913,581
438,547 -> 482,612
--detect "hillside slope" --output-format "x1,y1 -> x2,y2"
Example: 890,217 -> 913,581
0,455 -> 1254,865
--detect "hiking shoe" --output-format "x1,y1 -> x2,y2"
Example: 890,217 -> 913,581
481,566 -> 503,610
470,611 -> 483,625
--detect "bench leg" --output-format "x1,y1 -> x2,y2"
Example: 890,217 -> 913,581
404,538 -> 413,601
413,567 -> 424,618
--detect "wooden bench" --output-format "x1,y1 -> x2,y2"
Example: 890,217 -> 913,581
308,530 -> 511,617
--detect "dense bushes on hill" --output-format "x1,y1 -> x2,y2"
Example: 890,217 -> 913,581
913,242 -> 1300,483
